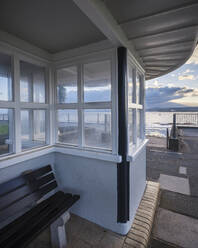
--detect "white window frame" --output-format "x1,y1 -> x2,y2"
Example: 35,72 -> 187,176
127,55 -> 145,155
0,47 -> 50,156
55,50 -> 118,155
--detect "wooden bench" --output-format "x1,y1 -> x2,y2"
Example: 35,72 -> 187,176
0,165 -> 80,248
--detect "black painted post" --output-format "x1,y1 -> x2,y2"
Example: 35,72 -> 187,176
117,47 -> 129,223
173,113 -> 176,138
166,128 -> 169,149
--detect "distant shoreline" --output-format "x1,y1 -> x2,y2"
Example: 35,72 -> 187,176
146,108 -> 198,112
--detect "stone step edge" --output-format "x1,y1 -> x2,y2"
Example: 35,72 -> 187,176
123,181 -> 160,248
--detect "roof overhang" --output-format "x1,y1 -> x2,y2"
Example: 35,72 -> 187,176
0,0 -> 197,80
74,0 -> 198,79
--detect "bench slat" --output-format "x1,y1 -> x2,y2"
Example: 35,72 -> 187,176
36,172 -> 55,187
1,194 -> 79,248
0,181 -> 57,223
0,184 -> 36,210
29,165 -> 52,178
0,164 -> 80,248
0,176 -> 26,196
0,191 -> 66,242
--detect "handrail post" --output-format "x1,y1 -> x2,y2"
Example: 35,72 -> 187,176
166,128 -> 169,149
173,113 -> 176,138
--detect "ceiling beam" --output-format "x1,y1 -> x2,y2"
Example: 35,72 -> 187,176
72,0 -> 143,67
146,69 -> 168,73
145,67 -> 169,72
140,50 -> 190,58
144,59 -> 183,63
119,2 -> 198,25
136,39 -> 194,52
130,25 -> 198,42
128,24 -> 198,41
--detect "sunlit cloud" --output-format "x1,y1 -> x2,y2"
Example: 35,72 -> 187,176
178,74 -> 195,80
146,85 -> 198,109
186,45 -> 198,64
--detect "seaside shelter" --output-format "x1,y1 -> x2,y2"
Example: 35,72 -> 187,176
0,0 -> 198,240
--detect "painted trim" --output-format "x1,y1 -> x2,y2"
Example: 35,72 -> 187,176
117,47 -> 130,223
0,145 -> 54,169
0,144 -> 122,170
54,145 -> 121,163
127,139 -> 148,162
52,40 -> 113,62
0,30 -> 51,63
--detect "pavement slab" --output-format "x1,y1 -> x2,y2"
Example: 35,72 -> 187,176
153,208 -> 198,248
160,189 -> 198,219
179,166 -> 187,175
159,174 -> 190,195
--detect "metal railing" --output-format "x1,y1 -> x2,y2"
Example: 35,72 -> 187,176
175,113 -> 198,127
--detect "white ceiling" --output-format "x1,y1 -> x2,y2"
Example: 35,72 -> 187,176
0,0 -> 105,53
104,0 -> 198,79
0,0 -> 198,80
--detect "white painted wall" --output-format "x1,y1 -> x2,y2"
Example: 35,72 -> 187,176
54,152 -> 126,234
129,146 -> 146,225
53,148 -> 146,235
0,153 -> 55,184
0,146 -> 146,234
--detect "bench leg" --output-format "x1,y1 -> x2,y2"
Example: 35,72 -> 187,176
50,211 -> 70,248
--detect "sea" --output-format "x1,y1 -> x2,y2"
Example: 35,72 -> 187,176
146,112 -> 185,137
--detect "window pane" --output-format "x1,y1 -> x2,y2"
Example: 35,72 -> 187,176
84,109 -> 111,149
20,61 -> 46,103
33,110 -> 46,142
137,109 -> 141,140
84,61 -> 111,102
0,109 -> 13,156
57,66 -> 77,103
136,73 -> 141,104
0,53 -> 12,101
21,110 -> 46,150
128,66 -> 133,103
57,109 -> 78,145
128,109 -> 133,144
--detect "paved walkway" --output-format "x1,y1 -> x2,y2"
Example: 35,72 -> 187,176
147,136 -> 198,248
27,181 -> 159,248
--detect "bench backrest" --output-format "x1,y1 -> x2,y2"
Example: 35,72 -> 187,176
0,165 -> 57,225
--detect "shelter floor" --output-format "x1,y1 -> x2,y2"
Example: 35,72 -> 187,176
147,136 -> 198,248
27,213 -> 126,248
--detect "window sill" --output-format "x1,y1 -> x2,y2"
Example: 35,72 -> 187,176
127,139 -> 148,162
54,144 -> 122,163
0,144 -> 122,169
0,145 -> 54,169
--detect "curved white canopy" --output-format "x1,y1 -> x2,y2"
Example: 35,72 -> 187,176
75,0 -> 198,79
0,0 -> 197,80
103,0 -> 198,79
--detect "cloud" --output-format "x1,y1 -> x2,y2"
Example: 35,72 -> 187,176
186,45 -> 198,64
183,69 -> 194,73
146,85 -> 198,109
178,74 -> 195,80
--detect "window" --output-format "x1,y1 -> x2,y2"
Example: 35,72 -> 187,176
19,61 -> 48,151
136,73 -> 141,104
0,53 -> 48,157
0,53 -> 12,101
57,66 -> 78,104
84,61 -> 111,102
21,110 -> 46,150
128,66 -> 133,104
128,64 -> 144,153
84,109 -> 111,149
56,60 -> 112,151
57,109 -> 78,145
20,61 -> 46,103
0,109 -> 14,156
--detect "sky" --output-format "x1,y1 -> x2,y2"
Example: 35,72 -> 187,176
146,45 -> 198,110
